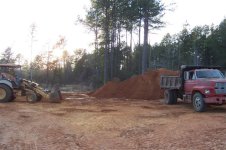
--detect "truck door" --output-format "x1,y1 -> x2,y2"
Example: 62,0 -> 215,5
184,71 -> 197,95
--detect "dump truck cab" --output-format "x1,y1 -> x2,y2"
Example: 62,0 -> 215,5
161,65 -> 226,112
184,68 -> 224,94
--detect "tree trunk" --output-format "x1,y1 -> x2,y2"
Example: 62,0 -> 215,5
104,42 -> 109,84
104,1 -> 110,84
130,28 -> 133,51
126,30 -> 128,47
138,14 -> 142,74
94,27 -> 101,81
129,27 -> 133,72
138,17 -> 141,47
94,27 -> 98,50
110,31 -> 114,80
178,44 -> 180,69
115,26 -> 121,76
142,14 -> 149,74
46,51 -> 50,87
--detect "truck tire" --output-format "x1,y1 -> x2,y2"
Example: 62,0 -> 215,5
26,91 -> 37,103
173,91 -> 178,104
164,90 -> 177,104
193,92 -> 206,112
0,84 -> 13,103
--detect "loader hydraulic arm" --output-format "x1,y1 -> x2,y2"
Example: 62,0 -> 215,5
21,79 -> 62,103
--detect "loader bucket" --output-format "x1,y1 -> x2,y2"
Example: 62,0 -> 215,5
49,85 -> 62,103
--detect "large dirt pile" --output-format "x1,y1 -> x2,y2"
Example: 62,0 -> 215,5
91,68 -> 178,100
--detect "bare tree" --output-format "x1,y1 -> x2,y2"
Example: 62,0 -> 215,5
29,23 -> 37,81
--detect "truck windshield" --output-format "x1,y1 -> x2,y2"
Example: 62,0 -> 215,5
196,70 -> 224,79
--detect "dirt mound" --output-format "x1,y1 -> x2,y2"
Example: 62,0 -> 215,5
91,81 -> 119,98
91,68 -> 179,100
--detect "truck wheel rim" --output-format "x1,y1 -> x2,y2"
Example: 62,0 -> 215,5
195,96 -> 202,109
0,88 -> 6,99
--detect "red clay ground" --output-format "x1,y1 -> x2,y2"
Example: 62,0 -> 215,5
0,93 -> 226,149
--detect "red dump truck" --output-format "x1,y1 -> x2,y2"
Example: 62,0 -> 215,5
160,65 -> 226,112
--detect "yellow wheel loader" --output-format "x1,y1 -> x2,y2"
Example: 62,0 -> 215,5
0,64 -> 62,103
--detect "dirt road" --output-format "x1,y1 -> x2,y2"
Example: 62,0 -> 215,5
0,93 -> 226,150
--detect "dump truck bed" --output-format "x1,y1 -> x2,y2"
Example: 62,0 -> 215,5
160,75 -> 181,89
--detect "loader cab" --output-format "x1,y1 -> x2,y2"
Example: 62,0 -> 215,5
0,64 -> 22,88
0,64 -> 21,74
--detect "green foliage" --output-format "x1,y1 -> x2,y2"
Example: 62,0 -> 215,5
3,3 -> 226,89
0,47 -> 15,64
149,19 -> 226,70
82,0 -> 167,83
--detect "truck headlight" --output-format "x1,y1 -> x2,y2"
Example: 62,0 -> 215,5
204,89 -> 210,94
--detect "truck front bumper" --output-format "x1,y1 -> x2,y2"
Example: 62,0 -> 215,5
204,96 -> 226,104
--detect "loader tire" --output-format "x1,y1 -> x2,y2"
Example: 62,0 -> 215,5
164,90 -> 177,105
26,91 -> 37,103
0,84 -> 13,103
10,95 -> 16,102
37,95 -> 42,101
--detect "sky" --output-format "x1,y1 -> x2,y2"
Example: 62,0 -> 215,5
0,0 -> 226,60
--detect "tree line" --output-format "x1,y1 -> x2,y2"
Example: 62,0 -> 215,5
82,0 -> 166,83
151,19 -> 226,70
1,0 -> 226,88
